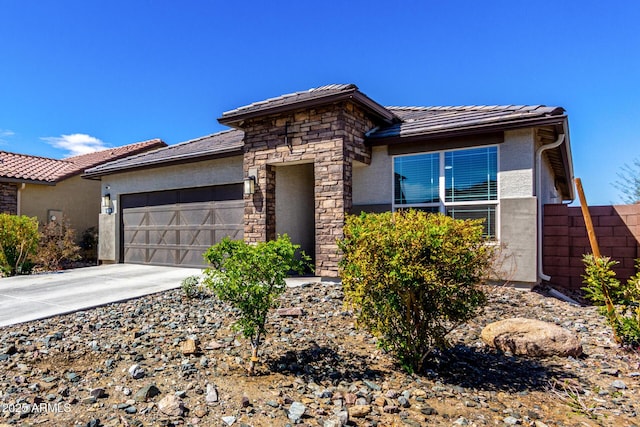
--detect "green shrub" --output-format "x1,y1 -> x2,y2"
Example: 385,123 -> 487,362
203,235 -> 311,375
338,211 -> 494,373
582,254 -> 640,346
0,214 -> 40,276
35,217 -> 81,271
181,275 -> 207,299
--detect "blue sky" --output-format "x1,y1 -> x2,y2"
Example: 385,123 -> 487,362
1,0 -> 638,205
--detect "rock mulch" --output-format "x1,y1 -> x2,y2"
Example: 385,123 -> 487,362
0,281 -> 638,427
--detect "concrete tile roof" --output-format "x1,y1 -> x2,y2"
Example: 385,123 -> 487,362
83,130 -> 244,178
220,84 -> 358,119
219,84 -> 398,126
0,139 -> 166,184
369,105 -> 566,140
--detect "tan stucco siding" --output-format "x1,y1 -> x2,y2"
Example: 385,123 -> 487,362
353,146 -> 392,206
20,175 -> 101,237
102,156 -> 243,210
99,156 -> 244,263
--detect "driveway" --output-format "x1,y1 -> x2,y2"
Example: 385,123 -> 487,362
0,264 -> 198,327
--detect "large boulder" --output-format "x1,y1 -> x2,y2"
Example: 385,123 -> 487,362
481,318 -> 582,357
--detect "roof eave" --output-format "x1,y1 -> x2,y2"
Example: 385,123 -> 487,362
0,177 -> 57,186
218,90 -> 397,128
82,147 -> 244,179
367,115 -> 568,146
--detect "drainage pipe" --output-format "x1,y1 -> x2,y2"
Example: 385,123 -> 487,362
535,133 -> 565,282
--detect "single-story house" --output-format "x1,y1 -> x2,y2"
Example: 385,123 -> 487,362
84,84 -> 574,287
0,139 -> 166,238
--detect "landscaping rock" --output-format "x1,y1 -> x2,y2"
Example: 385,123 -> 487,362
180,338 -> 199,355
481,318 -> 583,357
157,394 -> 185,416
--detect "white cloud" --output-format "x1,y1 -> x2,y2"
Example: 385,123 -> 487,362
41,133 -> 109,157
0,129 -> 15,145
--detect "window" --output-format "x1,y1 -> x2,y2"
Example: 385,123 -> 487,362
393,146 -> 498,238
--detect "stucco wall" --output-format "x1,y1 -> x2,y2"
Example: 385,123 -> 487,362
275,163 -> 315,260
500,129 -> 534,198
353,145 -> 392,207
99,156 -> 244,263
102,156 -> 243,205
497,197 -> 538,284
20,175 -> 101,238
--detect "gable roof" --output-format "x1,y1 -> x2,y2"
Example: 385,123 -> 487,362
83,130 -> 244,178
218,84 -> 398,127
367,105 -> 566,142
0,139 -> 166,184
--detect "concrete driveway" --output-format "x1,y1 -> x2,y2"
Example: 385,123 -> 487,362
0,264 -> 199,327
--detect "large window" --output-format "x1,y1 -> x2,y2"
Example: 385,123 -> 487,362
393,146 -> 498,238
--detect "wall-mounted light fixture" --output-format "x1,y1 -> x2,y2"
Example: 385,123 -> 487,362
102,193 -> 112,214
243,176 -> 256,195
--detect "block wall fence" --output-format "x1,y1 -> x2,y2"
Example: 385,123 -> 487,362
543,203 -> 640,290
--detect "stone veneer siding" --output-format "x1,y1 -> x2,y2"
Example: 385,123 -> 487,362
241,101 -> 375,277
0,183 -> 18,214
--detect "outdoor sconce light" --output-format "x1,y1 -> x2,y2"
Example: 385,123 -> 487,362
102,193 -> 112,214
243,176 -> 256,195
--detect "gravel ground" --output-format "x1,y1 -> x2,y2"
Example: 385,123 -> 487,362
0,281 -> 638,427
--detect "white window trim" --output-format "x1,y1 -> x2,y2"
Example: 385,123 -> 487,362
392,145 -> 501,240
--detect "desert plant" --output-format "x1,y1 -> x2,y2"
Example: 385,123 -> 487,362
203,235 -> 311,375
0,214 -> 40,276
181,275 -> 208,299
338,210 -> 494,373
35,217 -> 81,271
583,254 -> 640,346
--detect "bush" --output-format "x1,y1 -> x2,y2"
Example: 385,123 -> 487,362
582,254 -> 640,347
80,226 -> 99,262
203,235 -> 311,375
181,275 -> 208,299
338,211 -> 494,373
35,217 -> 81,271
0,214 -> 40,276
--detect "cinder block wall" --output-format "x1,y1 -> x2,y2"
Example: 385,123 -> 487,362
543,203 -> 640,289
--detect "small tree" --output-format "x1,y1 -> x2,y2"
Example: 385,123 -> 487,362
203,235 -> 311,375
0,214 -> 40,276
339,210 -> 494,373
583,254 -> 640,347
613,157 -> 640,204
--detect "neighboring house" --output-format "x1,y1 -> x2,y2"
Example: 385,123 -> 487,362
0,139 -> 167,239
84,84 -> 574,287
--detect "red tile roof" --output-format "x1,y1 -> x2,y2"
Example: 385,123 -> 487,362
0,139 -> 166,184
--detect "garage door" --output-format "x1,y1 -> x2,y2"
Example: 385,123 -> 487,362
120,184 -> 243,267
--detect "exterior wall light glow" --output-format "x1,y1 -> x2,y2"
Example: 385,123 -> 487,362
244,176 -> 256,195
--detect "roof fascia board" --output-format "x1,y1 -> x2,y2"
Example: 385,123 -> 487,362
218,90 -> 396,127
0,177 -> 56,186
368,115 -> 568,146
82,148 -> 243,179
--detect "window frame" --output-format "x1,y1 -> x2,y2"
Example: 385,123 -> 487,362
392,145 -> 500,239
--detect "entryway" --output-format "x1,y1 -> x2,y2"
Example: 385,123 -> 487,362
275,163 -> 316,264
